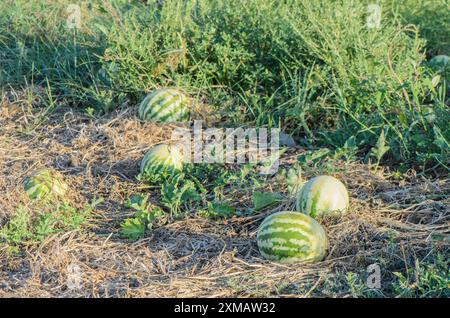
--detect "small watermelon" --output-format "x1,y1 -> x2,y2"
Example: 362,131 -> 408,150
140,144 -> 184,178
138,88 -> 189,123
23,169 -> 68,200
296,175 -> 349,218
257,211 -> 328,264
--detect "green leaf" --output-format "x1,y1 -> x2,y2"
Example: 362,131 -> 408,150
252,191 -> 283,211
160,174 -> 202,215
93,22 -> 110,37
125,194 -> 149,211
259,148 -> 287,175
205,202 -> 237,218
298,148 -> 330,165
433,126 -> 450,151
120,218 -> 145,240
431,75 -> 441,87
334,136 -> 358,160
369,128 -> 390,165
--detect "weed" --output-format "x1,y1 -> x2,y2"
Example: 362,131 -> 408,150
392,253 -> 449,298
120,194 -> 166,240
2,0 -> 448,169
0,197 -> 102,249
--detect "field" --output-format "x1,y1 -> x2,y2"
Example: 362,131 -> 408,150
0,0 -> 449,297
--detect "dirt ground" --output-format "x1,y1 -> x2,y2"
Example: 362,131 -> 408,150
0,94 -> 448,297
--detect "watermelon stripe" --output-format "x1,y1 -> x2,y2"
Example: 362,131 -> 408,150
257,211 -> 328,264
258,229 -> 312,242
140,144 -> 183,177
258,237 -> 310,251
138,88 -> 189,123
146,94 -> 178,118
309,190 -> 321,218
259,216 -> 312,228
153,99 -> 183,121
259,247 -> 310,261
296,175 -> 349,218
138,93 -> 155,118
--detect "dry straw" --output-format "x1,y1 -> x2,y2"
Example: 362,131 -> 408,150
0,92 -> 448,297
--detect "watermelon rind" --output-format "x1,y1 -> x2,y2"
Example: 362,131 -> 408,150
257,211 -> 328,264
138,88 -> 189,123
140,144 -> 184,178
296,175 -> 349,218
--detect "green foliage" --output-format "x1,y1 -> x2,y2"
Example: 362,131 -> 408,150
369,128 -> 391,165
1,0 -> 449,169
120,217 -> 146,241
392,253 -> 450,298
0,207 -> 32,245
252,192 -> 283,211
384,0 -> 450,55
160,175 -> 203,216
198,201 -> 238,219
137,163 -> 266,222
120,194 -> 166,240
298,149 -> 331,167
0,197 -> 102,248
182,163 -> 264,202
284,165 -> 304,195
345,272 -> 369,298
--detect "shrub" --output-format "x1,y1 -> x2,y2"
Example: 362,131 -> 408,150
1,0 -> 449,170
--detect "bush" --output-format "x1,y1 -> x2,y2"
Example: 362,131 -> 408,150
1,0 -> 449,170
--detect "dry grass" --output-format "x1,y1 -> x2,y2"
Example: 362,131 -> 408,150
0,91 -> 448,298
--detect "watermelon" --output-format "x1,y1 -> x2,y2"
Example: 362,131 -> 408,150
429,55 -> 450,72
257,211 -> 328,264
138,88 -> 189,123
140,144 -> 184,178
296,175 -> 349,218
23,169 -> 68,200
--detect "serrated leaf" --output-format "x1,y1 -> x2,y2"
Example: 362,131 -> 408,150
206,202 -> 236,218
298,148 -> 330,165
125,194 -> 149,211
370,128 -> 390,164
120,218 -> 145,240
252,191 -> 283,211
259,148 -> 287,175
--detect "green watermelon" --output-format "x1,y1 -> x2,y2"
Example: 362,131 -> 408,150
23,169 -> 68,200
296,175 -> 349,218
257,211 -> 328,264
429,55 -> 450,72
140,144 -> 184,178
138,88 -> 189,123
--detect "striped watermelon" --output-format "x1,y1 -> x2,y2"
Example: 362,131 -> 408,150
23,169 -> 68,200
296,175 -> 349,218
257,211 -> 328,264
138,88 -> 189,123
140,144 -> 184,178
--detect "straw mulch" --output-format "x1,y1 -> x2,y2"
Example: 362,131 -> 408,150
0,92 -> 448,297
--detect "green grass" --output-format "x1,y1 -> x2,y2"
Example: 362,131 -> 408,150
315,251 -> 449,298
391,252 -> 449,298
1,0 -> 449,170
0,198 -> 102,251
